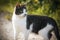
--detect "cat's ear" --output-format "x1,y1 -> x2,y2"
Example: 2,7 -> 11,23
16,2 -> 20,7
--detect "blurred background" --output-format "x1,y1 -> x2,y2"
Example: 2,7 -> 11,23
0,0 -> 60,40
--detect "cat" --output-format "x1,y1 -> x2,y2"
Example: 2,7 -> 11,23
12,3 -> 60,40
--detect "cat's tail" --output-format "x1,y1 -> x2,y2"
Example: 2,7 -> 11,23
53,24 -> 60,40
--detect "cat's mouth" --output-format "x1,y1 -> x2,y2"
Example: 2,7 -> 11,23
17,14 -> 27,18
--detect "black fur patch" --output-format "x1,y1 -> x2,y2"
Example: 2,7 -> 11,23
27,15 -> 60,40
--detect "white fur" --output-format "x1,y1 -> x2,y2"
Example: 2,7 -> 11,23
39,23 -> 53,40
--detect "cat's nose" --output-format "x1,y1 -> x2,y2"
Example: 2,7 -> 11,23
25,14 -> 27,16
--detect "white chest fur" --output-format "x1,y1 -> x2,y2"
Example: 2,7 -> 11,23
12,14 -> 26,32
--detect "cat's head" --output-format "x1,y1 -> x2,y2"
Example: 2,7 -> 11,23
14,3 -> 27,17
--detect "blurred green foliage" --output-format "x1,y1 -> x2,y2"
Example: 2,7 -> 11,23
0,0 -> 60,28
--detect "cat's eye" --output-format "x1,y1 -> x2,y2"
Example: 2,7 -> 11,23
20,10 -> 23,13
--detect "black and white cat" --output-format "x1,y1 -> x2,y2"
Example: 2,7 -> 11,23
12,3 -> 60,40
